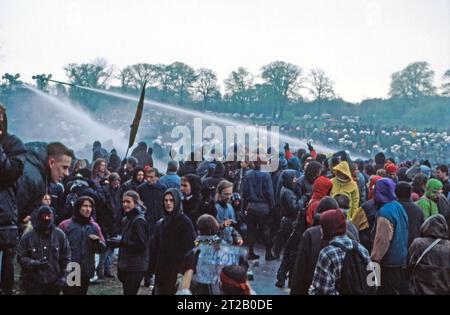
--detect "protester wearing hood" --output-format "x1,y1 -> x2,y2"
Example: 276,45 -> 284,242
0,104 -> 27,295
202,162 -> 226,199
131,141 -> 153,169
16,206 -> 71,294
215,181 -> 243,246
107,148 -> 122,173
308,209 -> 372,295
290,197 -> 338,294
416,179 -> 443,219
180,174 -> 215,227
178,215 -> 247,295
331,161 -> 360,220
106,191 -> 148,295
121,167 -> 145,194
150,188 -> 196,295
159,160 -> 181,190
59,196 -> 106,295
306,176 -> 333,226
371,178 -> 409,295
408,214 -> 450,295
396,182 -> 425,247
273,171 -> 310,257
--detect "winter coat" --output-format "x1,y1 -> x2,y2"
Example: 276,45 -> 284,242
136,181 -> 165,234
242,169 -> 275,215
279,171 -> 309,219
0,131 -> 26,245
117,207 -> 149,272
59,216 -> 106,279
102,184 -> 123,236
408,214 -> 450,295
331,161 -> 360,220
16,226 -> 71,289
290,226 -> 328,295
150,188 -> 196,294
16,142 -> 48,222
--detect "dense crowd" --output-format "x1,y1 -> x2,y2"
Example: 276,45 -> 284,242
1,103 -> 449,295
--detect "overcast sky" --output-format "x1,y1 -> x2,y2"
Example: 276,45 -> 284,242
0,0 -> 449,102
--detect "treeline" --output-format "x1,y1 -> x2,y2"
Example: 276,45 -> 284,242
1,60 -> 449,128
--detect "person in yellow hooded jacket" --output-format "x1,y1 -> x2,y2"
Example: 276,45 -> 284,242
330,161 -> 360,220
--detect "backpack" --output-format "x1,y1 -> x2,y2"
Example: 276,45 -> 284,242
330,240 -> 377,295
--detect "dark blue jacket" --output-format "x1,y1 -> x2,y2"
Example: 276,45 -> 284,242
137,181 -> 165,234
379,201 -> 409,267
242,169 -> 275,212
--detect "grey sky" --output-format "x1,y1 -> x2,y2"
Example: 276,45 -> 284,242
0,0 -> 449,102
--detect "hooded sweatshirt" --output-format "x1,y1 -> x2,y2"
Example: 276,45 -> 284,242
416,179 -> 443,219
408,214 -> 450,295
371,178 -> 409,267
306,176 -> 333,226
331,161 -> 359,220
150,188 -> 196,294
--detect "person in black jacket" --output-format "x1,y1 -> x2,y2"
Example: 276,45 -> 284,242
137,168 -> 165,236
273,170 -> 309,258
396,181 -> 425,247
59,196 -> 106,295
150,188 -> 196,295
0,104 -> 27,295
16,206 -> 71,295
121,167 -> 145,195
108,190 -> 148,295
181,174 -> 216,228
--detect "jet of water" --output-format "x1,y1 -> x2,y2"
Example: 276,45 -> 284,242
74,85 -> 366,159
23,84 -> 129,157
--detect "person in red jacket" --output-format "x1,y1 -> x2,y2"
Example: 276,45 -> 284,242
306,176 -> 333,226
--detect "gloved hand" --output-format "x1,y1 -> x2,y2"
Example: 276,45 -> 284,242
307,142 -> 314,151
56,276 -> 68,290
29,258 -> 49,270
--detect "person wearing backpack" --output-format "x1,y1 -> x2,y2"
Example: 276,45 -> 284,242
408,214 -> 450,295
308,209 -> 374,295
